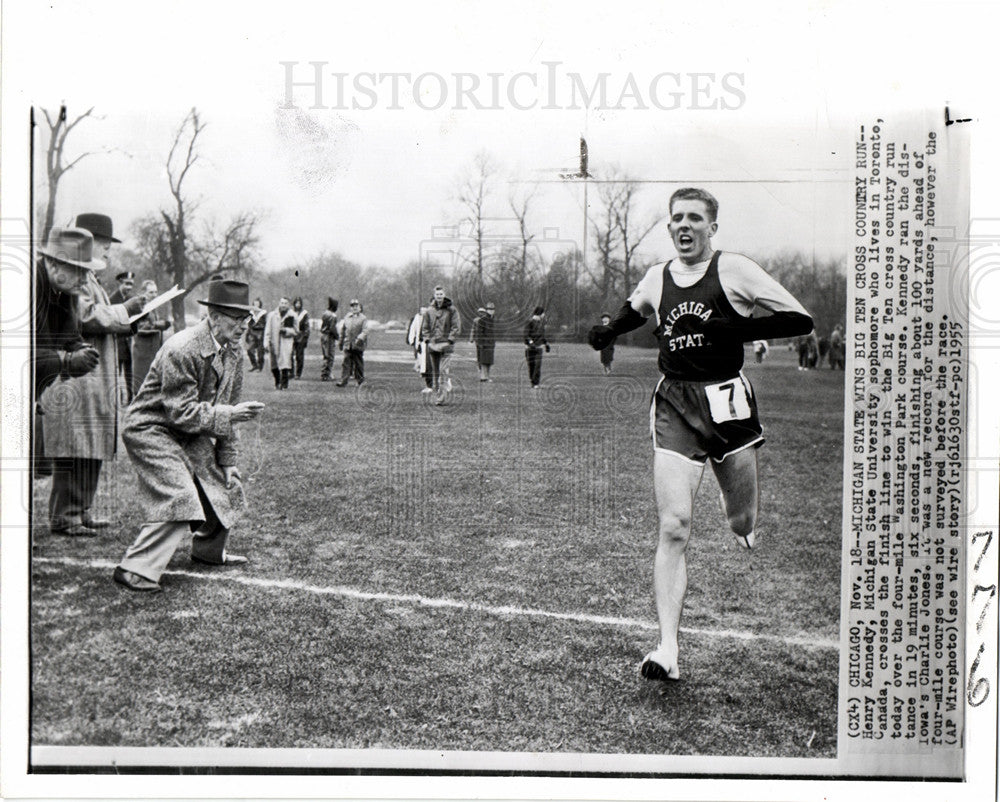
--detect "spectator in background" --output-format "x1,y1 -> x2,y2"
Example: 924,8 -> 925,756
337,299 -> 369,387
107,268 -> 136,402
797,331 -> 819,370
472,302 -> 497,382
319,297 -> 339,381
33,227 -> 102,494
752,339 -> 769,363
245,298 -> 267,372
421,285 -> 461,404
829,324 -> 845,370
407,305 -> 432,393
132,280 -> 172,395
598,313 -> 615,375
41,216 -> 146,535
523,306 -> 549,389
291,296 -> 310,380
264,296 -> 296,389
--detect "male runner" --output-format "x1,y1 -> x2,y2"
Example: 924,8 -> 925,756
589,187 -> 813,681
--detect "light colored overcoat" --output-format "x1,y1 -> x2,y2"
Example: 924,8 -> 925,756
39,271 -> 130,459
121,319 -> 245,528
263,309 -> 296,370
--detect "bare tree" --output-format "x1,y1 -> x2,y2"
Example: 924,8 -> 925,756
188,211 -> 263,293
39,105 -> 96,242
159,108 -> 204,328
454,150 -> 498,279
149,109 -> 264,329
613,180 -> 663,291
508,182 -> 538,282
586,177 -> 625,299
585,168 -> 663,301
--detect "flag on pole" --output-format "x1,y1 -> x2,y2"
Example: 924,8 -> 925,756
579,136 -> 589,178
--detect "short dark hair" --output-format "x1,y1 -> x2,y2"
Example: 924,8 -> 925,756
669,187 -> 719,222
533,305 -> 545,316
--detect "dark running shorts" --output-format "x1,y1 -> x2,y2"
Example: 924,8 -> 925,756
649,373 -> 764,464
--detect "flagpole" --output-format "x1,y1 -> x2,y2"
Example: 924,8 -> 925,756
579,173 -> 587,340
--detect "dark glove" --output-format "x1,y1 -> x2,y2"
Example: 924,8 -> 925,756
64,347 -> 100,377
590,301 -> 648,350
588,325 -> 614,351
544,343 -> 550,353
123,295 -> 146,316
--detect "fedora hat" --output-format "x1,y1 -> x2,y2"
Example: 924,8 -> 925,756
197,279 -> 255,313
74,213 -> 121,244
39,227 -> 106,271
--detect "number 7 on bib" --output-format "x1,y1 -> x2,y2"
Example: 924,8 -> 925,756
705,376 -> 753,423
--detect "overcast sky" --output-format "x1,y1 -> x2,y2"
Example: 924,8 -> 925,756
3,1 -> 988,275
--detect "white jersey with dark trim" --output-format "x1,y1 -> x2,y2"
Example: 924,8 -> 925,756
628,252 -> 809,327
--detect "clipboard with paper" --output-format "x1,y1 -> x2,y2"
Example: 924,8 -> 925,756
129,284 -> 184,323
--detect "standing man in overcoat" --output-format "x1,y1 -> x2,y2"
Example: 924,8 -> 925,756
113,279 -> 265,592
40,214 -> 145,534
107,268 -> 136,402
336,299 -> 369,387
319,297 -> 339,381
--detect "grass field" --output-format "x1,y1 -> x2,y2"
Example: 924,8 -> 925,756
30,338 -> 844,760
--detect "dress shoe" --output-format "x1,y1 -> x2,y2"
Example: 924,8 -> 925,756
82,513 -> 113,529
191,552 -> 249,566
50,522 -> 99,537
113,566 -> 162,593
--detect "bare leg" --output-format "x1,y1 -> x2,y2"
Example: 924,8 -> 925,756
646,451 -> 705,679
712,447 -> 760,548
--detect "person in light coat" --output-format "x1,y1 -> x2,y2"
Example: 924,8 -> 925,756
263,296 -> 296,389
420,286 -> 461,403
112,279 -> 265,593
39,214 -> 145,535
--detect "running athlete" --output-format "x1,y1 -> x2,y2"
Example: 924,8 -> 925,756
588,187 -> 813,682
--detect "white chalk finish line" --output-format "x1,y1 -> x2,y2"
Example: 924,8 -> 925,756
35,556 -> 839,651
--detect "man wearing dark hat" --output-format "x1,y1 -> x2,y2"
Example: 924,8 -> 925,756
33,227 -> 103,501
40,213 -> 145,535
113,279 -> 266,592
108,269 -> 137,402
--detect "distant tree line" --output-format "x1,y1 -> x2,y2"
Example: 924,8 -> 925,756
41,112 -> 846,343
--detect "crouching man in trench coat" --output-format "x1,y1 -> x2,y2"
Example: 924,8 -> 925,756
113,279 -> 265,593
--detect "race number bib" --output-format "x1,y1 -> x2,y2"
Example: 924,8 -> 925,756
704,376 -> 752,423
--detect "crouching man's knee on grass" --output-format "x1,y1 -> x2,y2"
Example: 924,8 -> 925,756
588,186 -> 813,683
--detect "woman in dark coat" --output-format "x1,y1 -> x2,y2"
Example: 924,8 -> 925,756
472,302 -> 497,381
